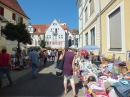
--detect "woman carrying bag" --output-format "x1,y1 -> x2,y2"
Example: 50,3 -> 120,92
56,48 -> 65,77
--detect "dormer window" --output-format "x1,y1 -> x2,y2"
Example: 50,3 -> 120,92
53,23 -> 57,25
38,28 -> 41,33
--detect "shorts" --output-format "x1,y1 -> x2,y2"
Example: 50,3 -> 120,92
64,75 -> 74,83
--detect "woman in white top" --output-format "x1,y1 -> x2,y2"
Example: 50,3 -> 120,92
51,49 -> 55,61
47,50 -> 51,61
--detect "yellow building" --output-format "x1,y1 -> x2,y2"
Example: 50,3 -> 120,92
0,0 -> 29,54
101,0 -> 130,61
77,0 -> 130,61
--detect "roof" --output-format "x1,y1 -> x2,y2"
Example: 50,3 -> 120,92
69,29 -> 78,33
32,24 -> 68,34
0,0 -> 29,19
32,24 -> 48,34
61,25 -> 68,30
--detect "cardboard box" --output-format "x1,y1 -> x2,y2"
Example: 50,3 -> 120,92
125,61 -> 130,70
118,66 -> 128,74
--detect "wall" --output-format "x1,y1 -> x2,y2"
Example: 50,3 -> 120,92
101,0 -> 128,60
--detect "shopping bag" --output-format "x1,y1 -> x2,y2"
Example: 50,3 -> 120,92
56,68 -> 62,76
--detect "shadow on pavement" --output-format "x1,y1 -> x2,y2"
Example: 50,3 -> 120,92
0,61 -> 83,97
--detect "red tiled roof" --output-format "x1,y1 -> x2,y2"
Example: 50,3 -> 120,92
0,0 -> 29,19
32,24 -> 68,34
32,24 -> 48,34
69,29 -> 78,33
61,25 -> 68,30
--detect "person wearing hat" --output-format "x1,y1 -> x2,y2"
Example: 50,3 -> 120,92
0,46 -> 15,90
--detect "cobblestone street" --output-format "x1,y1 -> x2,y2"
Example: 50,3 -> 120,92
0,61 -> 85,97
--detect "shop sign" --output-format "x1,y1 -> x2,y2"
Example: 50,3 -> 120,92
52,42 -> 62,45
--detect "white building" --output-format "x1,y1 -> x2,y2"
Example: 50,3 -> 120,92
27,24 -> 45,47
27,19 -> 79,49
45,19 -> 69,48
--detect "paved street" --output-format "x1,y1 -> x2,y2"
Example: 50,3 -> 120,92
0,61 -> 85,97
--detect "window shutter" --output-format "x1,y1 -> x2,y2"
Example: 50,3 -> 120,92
12,13 -> 16,20
90,0 -> 94,15
0,6 -> 4,16
20,17 -> 23,23
109,7 -> 121,49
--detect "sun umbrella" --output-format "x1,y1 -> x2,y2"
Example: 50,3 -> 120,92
80,45 -> 100,50
69,45 -> 78,49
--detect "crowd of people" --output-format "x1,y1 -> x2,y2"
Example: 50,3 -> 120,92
0,45 -> 96,96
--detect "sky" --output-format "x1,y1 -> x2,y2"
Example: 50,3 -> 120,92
17,0 -> 78,30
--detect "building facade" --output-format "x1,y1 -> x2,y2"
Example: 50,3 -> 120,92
28,19 -> 78,49
77,0 -> 130,61
76,0 -> 101,48
0,0 -> 29,54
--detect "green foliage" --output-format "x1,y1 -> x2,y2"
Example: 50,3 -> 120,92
1,22 -> 32,45
35,46 -> 41,51
40,40 -> 46,48
76,30 -> 79,34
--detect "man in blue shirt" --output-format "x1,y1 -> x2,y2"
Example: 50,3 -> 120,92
29,47 -> 39,78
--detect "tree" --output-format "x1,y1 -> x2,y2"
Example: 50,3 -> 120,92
1,22 -> 32,56
40,40 -> 46,48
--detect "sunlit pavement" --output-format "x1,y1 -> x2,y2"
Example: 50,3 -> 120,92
0,61 -> 85,97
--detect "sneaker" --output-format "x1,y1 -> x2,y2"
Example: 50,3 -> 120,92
10,81 -> 16,87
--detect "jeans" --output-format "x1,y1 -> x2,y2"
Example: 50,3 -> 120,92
112,81 -> 130,97
0,66 -> 13,86
31,61 -> 38,75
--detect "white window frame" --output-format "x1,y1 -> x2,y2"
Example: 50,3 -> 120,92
89,0 -> 95,17
89,24 -> 96,45
106,1 -> 125,53
84,6 -> 88,22
85,32 -> 88,45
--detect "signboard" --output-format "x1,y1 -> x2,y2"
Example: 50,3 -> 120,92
52,42 -> 62,45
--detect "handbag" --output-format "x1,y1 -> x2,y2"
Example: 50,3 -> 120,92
56,69 -> 62,76
56,53 -> 66,76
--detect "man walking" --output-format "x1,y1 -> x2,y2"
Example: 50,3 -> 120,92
0,46 -> 15,90
29,47 -> 39,78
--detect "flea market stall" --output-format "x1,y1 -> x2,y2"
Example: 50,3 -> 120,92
74,45 -> 130,97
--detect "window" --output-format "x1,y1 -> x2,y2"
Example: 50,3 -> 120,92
0,6 -> 4,16
91,27 -> 95,45
109,7 -> 121,50
85,33 -> 88,45
53,23 -> 57,25
20,17 -> 23,23
55,28 -> 57,33
53,36 -> 57,41
90,0 -> 94,15
59,35 -> 60,38
12,13 -> 16,20
85,7 -> 88,22
61,35 -> 63,38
